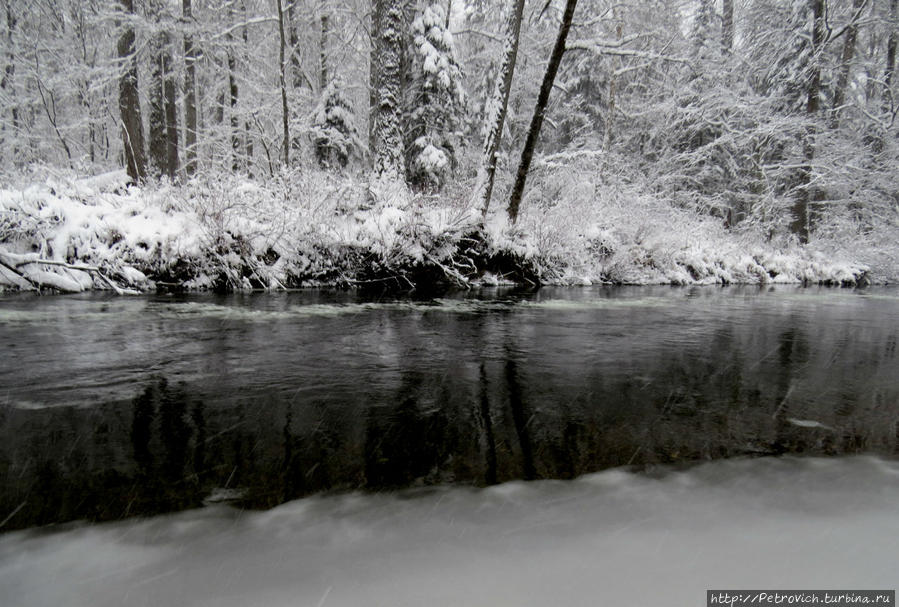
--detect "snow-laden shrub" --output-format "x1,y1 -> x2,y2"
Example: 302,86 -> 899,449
311,81 -> 363,170
0,162 -> 885,294
501,156 -> 874,286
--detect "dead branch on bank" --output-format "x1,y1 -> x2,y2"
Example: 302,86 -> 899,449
0,250 -> 137,294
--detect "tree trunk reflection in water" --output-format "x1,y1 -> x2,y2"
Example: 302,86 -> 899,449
1,288 -> 897,531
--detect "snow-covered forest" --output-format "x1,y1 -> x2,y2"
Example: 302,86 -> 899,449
1,0 -> 897,292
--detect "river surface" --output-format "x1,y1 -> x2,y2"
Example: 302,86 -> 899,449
1,286 -> 898,530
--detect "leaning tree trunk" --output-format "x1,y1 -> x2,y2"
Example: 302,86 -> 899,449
830,0 -> 865,129
472,0 -> 526,216
116,0 -> 146,182
791,0 -> 825,245
183,0 -> 197,176
507,0 -> 578,223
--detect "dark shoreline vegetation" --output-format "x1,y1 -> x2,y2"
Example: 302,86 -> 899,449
2,287 -> 897,533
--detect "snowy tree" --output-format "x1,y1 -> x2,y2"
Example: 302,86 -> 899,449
312,80 -> 362,169
405,3 -> 465,191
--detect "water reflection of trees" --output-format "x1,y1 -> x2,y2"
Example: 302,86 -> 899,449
2,305 -> 898,532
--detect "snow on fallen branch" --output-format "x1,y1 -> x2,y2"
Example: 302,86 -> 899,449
0,250 -> 138,295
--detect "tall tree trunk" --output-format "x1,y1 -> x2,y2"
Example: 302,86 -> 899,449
183,0 -> 198,176
603,21 -> 622,152
722,0 -> 734,53
2,1 -> 19,162
319,11 -> 329,91
369,0 -> 382,159
830,0 -> 865,129
507,0 -> 578,223
792,0 -> 825,244
243,6 -> 253,171
116,0 -> 146,182
370,0 -> 408,186
277,0 -> 290,167
227,4 -> 240,170
149,33 -> 177,179
883,0 -> 898,113
288,0 -> 302,89
164,35 -> 179,179
148,0 -> 178,180
472,0 -> 526,216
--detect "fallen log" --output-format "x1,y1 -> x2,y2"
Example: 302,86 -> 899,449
0,249 -> 138,294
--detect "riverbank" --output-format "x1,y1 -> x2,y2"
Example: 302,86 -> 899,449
0,168 -> 889,293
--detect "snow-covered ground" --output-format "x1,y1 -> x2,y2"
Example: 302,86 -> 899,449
0,168 -> 891,293
1,456 -> 896,607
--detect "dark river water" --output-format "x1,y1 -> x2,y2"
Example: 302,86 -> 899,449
1,286 -> 897,531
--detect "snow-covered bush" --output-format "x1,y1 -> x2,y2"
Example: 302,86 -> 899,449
0,159 -> 886,295
311,80 -> 363,170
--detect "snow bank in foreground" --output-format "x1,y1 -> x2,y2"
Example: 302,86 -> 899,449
1,456 -> 896,607
0,169 -> 887,292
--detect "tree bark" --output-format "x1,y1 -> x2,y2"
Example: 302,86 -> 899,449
472,0 -> 525,216
148,0 -> 178,180
116,0 -> 146,182
883,0 -> 898,113
183,0 -> 198,176
320,12 -> 329,91
368,0 -> 382,159
371,0 -> 408,184
277,0 -> 290,167
603,22 -> 622,151
791,0 -> 825,244
507,0 -> 578,223
243,5 -> 253,170
806,0 -> 824,116
148,33 -> 177,179
722,0 -> 734,53
226,3 -> 240,170
1,2 -> 18,162
164,36 -> 179,179
288,0 -> 302,89
829,0 -> 865,129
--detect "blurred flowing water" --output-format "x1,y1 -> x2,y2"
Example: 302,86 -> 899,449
0,286 -> 897,530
